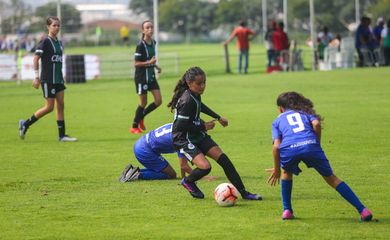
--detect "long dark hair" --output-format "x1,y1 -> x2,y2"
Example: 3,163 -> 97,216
167,66 -> 205,111
276,91 -> 323,122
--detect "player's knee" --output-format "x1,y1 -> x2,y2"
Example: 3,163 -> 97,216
45,105 -> 54,113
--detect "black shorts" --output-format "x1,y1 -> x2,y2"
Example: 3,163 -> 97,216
41,82 -> 66,98
134,80 -> 160,95
175,135 -> 218,162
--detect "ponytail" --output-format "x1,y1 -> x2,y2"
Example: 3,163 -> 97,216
168,66 -> 205,112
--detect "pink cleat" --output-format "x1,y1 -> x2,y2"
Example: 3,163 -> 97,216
360,208 -> 373,222
282,209 -> 294,220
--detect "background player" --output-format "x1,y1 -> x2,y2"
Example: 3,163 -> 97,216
19,16 -> 77,142
168,66 -> 261,200
130,20 -> 162,134
267,91 -> 373,221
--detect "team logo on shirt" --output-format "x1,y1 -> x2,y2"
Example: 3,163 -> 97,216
188,143 -> 195,150
51,55 -> 63,63
143,84 -> 148,90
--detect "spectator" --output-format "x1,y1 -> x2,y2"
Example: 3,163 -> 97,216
265,21 -> 277,67
223,20 -> 255,74
272,22 -> 289,69
373,17 -> 384,47
381,19 -> 390,66
355,16 -> 376,66
318,26 -> 334,46
120,25 -> 130,46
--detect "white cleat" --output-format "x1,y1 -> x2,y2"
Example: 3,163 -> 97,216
59,135 -> 78,142
19,120 -> 26,140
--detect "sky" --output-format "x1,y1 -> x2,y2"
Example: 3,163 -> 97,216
27,0 -> 130,8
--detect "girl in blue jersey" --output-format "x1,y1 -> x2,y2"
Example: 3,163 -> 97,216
119,123 -> 193,182
168,66 -> 261,200
130,20 -> 162,134
267,91 -> 372,221
19,16 -> 76,142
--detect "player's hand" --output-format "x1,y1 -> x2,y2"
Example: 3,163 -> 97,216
204,120 -> 216,131
218,117 -> 228,127
266,168 -> 281,186
32,78 -> 40,89
149,56 -> 157,65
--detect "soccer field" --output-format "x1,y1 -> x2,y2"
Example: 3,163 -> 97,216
1,45 -> 389,239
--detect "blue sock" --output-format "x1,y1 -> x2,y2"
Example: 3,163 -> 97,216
138,169 -> 170,180
281,179 -> 293,211
335,182 -> 365,213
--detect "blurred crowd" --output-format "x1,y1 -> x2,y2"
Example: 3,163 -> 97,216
0,33 -> 46,53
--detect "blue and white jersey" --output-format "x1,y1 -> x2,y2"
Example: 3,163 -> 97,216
272,110 -> 321,152
143,123 -> 183,157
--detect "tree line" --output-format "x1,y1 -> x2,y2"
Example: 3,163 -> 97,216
1,0 -> 389,36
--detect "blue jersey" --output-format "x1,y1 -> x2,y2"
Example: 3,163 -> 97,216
142,123 -> 182,157
272,110 -> 321,153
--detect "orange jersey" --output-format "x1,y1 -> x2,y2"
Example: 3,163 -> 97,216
233,26 -> 255,50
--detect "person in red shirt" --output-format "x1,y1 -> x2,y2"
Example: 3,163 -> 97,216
272,22 -> 289,69
223,20 -> 255,74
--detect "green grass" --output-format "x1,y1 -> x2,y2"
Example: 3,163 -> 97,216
1,44 -> 390,239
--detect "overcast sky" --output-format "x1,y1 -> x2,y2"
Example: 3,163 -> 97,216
27,0 -> 130,8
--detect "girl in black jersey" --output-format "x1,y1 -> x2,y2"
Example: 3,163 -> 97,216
18,17 -> 77,142
168,66 -> 261,200
130,20 -> 162,134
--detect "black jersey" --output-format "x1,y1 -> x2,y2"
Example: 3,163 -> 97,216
134,39 -> 157,83
172,89 -> 220,144
35,37 -> 64,84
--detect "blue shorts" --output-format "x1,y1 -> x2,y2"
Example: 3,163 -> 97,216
133,137 -> 169,172
280,148 -> 333,177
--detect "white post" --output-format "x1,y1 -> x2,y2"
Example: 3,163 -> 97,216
153,0 -> 159,62
310,0 -> 316,70
283,0 -> 288,33
57,0 -> 61,39
355,0 -> 360,25
262,0 -> 267,41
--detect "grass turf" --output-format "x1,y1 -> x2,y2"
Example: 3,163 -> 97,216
0,44 -> 389,239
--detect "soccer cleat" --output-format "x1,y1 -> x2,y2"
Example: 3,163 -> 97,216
138,119 -> 146,131
120,165 -> 140,182
19,120 -> 27,140
59,135 -> 78,142
360,208 -> 373,222
181,177 -> 204,199
130,127 -> 142,134
242,191 -> 263,200
119,164 -> 134,182
282,209 -> 294,220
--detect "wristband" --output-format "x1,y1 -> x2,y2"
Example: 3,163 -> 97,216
34,70 -> 39,79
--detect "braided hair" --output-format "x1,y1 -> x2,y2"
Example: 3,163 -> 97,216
168,66 -> 205,112
276,91 -> 323,123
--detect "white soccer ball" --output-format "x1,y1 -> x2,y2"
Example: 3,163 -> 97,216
214,183 -> 238,207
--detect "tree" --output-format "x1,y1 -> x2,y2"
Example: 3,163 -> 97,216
30,2 -> 81,33
1,0 -> 32,34
159,0 -> 217,36
368,0 -> 390,21
215,0 -> 263,32
129,0 -> 166,19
